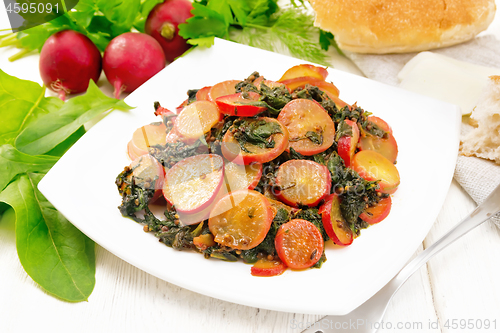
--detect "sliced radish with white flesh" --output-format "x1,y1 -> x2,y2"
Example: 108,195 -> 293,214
208,80 -> 240,102
163,154 -> 224,220
128,122 -> 167,160
125,154 -> 165,202
223,160 -> 262,193
275,159 -> 331,207
174,101 -> 221,140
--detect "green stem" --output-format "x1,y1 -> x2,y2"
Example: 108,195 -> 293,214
61,0 -> 68,12
244,23 -> 271,30
0,38 -> 20,48
0,29 -> 13,33
8,49 -> 33,62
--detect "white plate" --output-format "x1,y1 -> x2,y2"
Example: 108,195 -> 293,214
38,38 -> 461,315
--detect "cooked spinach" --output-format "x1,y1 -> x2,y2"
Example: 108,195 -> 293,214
290,130 -> 323,145
232,118 -> 282,153
295,208 -> 329,241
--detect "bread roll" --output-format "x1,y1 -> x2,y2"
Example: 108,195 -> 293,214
461,76 -> 500,164
309,0 -> 496,53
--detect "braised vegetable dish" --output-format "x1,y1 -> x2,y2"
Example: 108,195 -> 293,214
115,64 -> 400,276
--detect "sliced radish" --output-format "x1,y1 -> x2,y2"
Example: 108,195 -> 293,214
128,122 -> 167,160
122,154 -> 165,202
279,64 -> 328,82
174,101 -> 221,140
163,154 -> 224,216
275,219 -> 324,269
196,86 -> 212,101
281,77 -> 340,97
337,119 -> 360,167
278,99 -> 335,156
209,190 -> 274,250
360,196 -> 392,224
318,194 -> 353,246
251,258 -> 287,277
215,92 -> 266,117
223,161 -> 262,193
208,80 -> 240,101
221,117 -> 289,165
352,150 -> 400,194
275,159 -> 331,207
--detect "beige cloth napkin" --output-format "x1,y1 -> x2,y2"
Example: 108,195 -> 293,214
344,35 -> 500,228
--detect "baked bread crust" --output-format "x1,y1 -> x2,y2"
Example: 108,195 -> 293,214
309,0 -> 496,54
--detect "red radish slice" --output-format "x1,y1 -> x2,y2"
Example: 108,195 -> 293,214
196,86 -> 212,101
275,159 -> 331,207
352,150 -> 400,194
216,92 -> 266,116
208,80 -> 240,101
359,133 -> 398,163
221,117 -> 289,165
174,101 -> 221,140
368,116 -> 393,134
223,161 -> 262,192
251,258 -> 287,277
360,196 -> 392,224
280,77 -> 340,97
124,154 -> 165,202
163,154 -> 224,215
128,122 -> 167,160
337,119 -> 360,167
209,190 -> 274,250
275,219 -> 324,269
279,64 -> 328,82
278,99 -> 335,156
360,116 -> 398,163
318,194 -> 353,246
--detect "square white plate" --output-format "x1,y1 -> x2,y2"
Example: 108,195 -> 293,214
39,38 -> 461,315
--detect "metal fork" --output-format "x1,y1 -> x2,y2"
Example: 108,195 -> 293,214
302,183 -> 500,333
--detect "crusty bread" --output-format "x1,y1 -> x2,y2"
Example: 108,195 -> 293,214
309,0 -> 496,54
461,75 -> 500,164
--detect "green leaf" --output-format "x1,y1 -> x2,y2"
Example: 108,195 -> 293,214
227,0 -> 249,25
319,29 -> 333,51
0,145 -> 59,193
207,0 -> 233,25
133,0 -> 164,32
245,0 -> 278,25
16,15 -> 74,52
70,0 -> 98,28
179,3 -> 228,39
45,126 -> 86,157
15,81 -> 132,155
187,36 -> 215,47
97,0 -> 142,36
0,174 -> 95,302
0,69 -> 63,146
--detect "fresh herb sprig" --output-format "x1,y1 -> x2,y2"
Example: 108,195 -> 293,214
0,69 -> 132,301
178,0 -> 332,65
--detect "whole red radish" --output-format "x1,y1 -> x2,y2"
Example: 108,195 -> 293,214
103,32 -> 166,99
145,0 -> 193,63
39,30 -> 102,101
